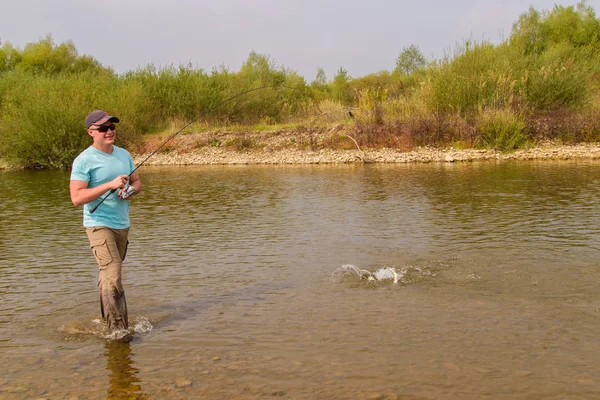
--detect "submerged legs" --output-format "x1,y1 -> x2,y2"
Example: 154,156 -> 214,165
86,227 -> 130,333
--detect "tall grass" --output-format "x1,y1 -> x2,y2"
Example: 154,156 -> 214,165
475,108 -> 527,150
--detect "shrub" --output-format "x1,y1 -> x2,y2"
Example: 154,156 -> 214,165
356,88 -> 387,125
518,46 -> 592,109
331,67 -> 353,105
424,41 -> 516,114
475,107 -> 527,150
0,72 -> 144,168
308,99 -> 351,123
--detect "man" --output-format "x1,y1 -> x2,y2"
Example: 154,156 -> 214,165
70,110 -> 142,340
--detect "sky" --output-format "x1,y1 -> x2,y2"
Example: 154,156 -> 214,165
2,0 -> 599,81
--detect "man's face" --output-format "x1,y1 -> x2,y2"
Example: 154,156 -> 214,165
88,122 -> 116,145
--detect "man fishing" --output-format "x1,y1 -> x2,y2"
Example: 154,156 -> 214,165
69,110 -> 142,340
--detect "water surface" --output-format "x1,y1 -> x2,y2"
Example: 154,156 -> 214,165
1,161 -> 600,399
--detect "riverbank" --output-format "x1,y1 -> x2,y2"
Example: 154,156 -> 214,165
132,128 -> 600,166
3,127 -> 600,170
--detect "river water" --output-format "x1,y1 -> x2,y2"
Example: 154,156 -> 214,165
1,161 -> 600,399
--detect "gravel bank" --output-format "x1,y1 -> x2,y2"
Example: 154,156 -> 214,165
3,128 -> 600,170
133,145 -> 600,166
132,129 -> 600,166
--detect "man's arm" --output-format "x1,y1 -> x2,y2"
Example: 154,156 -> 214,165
128,171 -> 142,194
70,175 -> 129,207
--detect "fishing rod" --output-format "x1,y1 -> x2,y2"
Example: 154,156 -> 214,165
90,85 -> 288,213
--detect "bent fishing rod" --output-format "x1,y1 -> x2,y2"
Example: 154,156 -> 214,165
90,85 -> 286,213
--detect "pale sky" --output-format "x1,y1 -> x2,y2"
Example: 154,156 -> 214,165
1,0 -> 598,81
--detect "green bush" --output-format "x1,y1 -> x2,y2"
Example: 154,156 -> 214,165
1,35 -> 107,76
331,67 -> 353,105
350,71 -> 404,99
510,2 -> 600,55
424,41 -> 515,114
127,52 -> 311,127
475,107 -> 527,150
0,72 -> 144,168
127,63 -> 216,124
356,87 -> 387,125
518,45 -> 592,109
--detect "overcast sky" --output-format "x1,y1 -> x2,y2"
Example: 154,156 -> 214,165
2,0 -> 599,81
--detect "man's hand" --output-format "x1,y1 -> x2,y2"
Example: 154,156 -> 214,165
118,185 -> 137,200
109,175 -> 129,190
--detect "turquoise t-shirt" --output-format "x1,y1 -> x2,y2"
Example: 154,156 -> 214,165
70,145 -> 135,229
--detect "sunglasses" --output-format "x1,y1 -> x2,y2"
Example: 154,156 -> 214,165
91,123 -> 116,133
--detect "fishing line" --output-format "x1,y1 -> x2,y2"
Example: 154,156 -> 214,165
90,85 -> 292,213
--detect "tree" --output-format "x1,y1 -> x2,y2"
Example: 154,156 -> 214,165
1,35 -> 107,75
0,41 -> 22,72
0,46 -> 6,73
332,67 -> 353,105
309,67 -> 330,101
18,35 -> 77,74
313,67 -> 327,86
239,51 -> 284,86
510,7 -> 546,55
395,45 -> 427,75
510,1 -> 600,55
544,1 -> 600,48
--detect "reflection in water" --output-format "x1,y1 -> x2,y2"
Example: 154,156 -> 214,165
105,341 -> 147,400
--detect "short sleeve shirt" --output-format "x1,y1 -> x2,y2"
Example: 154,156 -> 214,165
70,145 -> 135,229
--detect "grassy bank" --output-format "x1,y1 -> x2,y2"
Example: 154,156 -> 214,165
1,2 -> 600,169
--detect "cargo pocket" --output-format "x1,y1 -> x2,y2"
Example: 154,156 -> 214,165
90,239 -> 113,267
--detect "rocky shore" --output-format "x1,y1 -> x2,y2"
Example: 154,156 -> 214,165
133,143 -> 600,166
3,127 -> 600,170
132,128 -> 600,166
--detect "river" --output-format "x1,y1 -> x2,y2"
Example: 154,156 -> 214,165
1,161 -> 600,399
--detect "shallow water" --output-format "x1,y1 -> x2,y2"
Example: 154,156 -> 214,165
2,161 -> 600,399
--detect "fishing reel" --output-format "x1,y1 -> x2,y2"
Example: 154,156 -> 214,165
118,184 -> 137,200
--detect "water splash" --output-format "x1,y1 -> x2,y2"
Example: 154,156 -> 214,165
332,264 -> 436,285
59,315 -> 153,341
105,328 -> 132,342
132,317 -> 153,334
334,264 -> 372,279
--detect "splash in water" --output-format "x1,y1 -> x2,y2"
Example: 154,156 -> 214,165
59,315 -> 153,341
332,264 -> 435,285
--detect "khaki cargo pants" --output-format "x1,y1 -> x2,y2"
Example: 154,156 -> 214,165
85,226 -> 130,333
